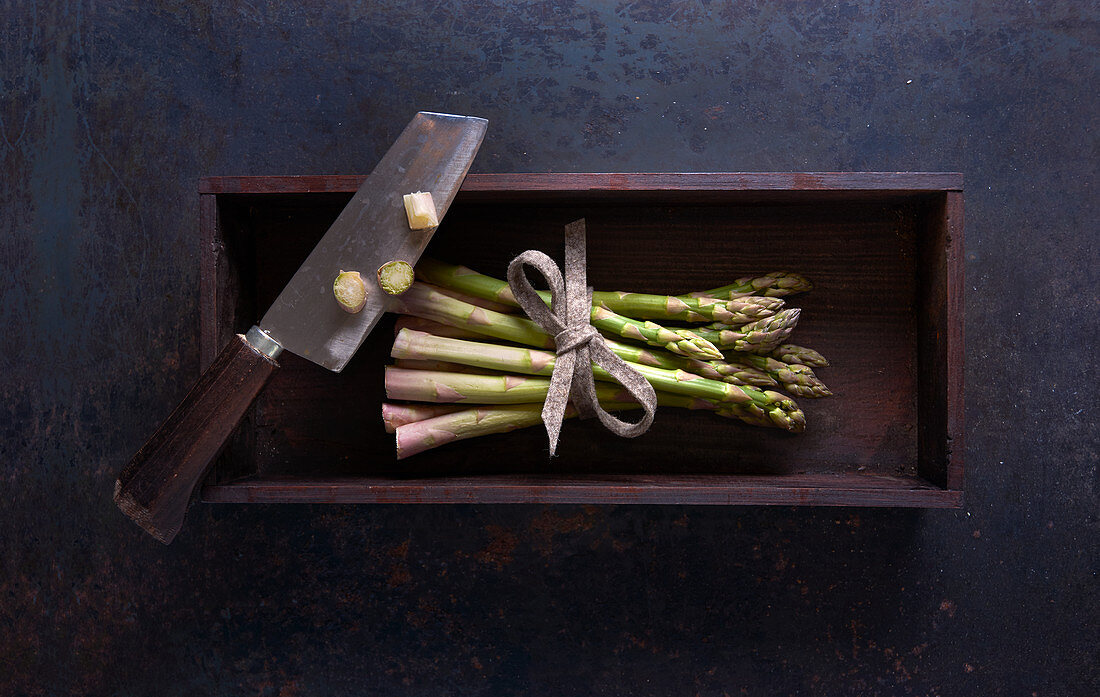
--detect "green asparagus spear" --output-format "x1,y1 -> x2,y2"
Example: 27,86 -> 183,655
393,315 -> 489,340
390,329 -> 803,420
395,404 -> 550,458
684,271 -> 813,299
386,366 -> 634,405
678,309 -> 801,353
721,353 -> 832,398
600,337 -> 777,387
416,258 -> 783,325
382,403 -> 466,433
395,282 -> 722,360
697,357 -> 777,387
394,282 -> 555,349
394,315 -> 774,387
770,344 -> 830,368
393,358 -> 511,375
393,392 -> 800,459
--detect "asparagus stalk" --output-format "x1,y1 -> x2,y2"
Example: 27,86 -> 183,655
394,283 -> 555,348
394,386 -> 806,458
393,315 -> 487,340
721,353 -> 832,398
681,309 -> 801,353
396,404 -> 550,458
781,382 -> 833,399
600,336 -> 776,387
684,271 -> 813,299
394,358 -> 510,375
592,292 -> 783,324
770,344 -> 830,368
386,366 -> 634,405
696,357 -> 777,387
389,330 -> 804,421
382,403 -> 465,433
590,307 -> 723,359
395,282 -> 722,360
416,257 -> 783,325
431,285 -> 517,314
395,400 -> 651,460
393,315 -> 773,387
683,295 -> 783,325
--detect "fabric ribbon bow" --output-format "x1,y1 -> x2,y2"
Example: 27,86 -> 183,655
506,219 -> 657,456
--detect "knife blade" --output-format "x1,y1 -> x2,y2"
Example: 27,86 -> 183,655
261,112 -> 487,371
115,112 -> 487,543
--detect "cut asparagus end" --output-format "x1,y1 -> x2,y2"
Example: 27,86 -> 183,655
402,191 -> 439,230
333,270 -> 367,313
377,260 -> 415,295
382,402 -> 465,433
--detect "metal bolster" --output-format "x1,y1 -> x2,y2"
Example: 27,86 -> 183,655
244,325 -> 284,360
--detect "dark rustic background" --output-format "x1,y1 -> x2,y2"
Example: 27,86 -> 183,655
2,2 -> 1097,695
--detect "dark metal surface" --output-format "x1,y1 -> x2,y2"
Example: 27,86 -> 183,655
2,2 -> 1096,695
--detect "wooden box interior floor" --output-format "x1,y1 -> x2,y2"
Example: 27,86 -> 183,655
212,192 -> 927,482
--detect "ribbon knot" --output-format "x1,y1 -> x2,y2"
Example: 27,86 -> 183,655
507,219 -> 657,456
554,324 -> 599,353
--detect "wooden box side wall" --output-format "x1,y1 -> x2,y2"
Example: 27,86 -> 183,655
200,193 -> 261,484
916,192 -> 965,492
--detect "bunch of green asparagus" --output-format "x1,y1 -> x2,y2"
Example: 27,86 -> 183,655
382,259 -> 832,459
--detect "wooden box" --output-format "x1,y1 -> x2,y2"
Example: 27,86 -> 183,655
198,173 -> 963,507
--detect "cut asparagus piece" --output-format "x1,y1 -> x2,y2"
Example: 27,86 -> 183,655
770,344 -> 830,368
402,191 -> 438,229
684,271 -> 813,299
416,257 -> 783,325
395,282 -> 722,360
390,329 -> 803,419
376,260 -> 415,295
333,270 -> 367,313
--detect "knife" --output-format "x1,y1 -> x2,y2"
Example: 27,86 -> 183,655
115,112 -> 488,544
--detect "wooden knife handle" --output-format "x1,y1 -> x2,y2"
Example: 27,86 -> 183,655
115,332 -> 279,544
